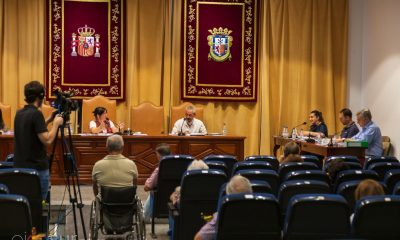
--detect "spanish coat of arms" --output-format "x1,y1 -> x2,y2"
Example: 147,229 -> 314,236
71,25 -> 101,57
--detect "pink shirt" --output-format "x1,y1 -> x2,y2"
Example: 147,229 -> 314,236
144,167 -> 159,190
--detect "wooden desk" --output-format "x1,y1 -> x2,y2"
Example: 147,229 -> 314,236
0,134 -> 245,185
273,136 -> 366,162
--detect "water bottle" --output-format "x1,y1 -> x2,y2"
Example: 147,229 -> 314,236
292,128 -> 297,139
222,123 -> 227,136
282,126 -> 289,138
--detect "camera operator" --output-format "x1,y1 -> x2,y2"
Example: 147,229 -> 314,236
14,81 -> 64,200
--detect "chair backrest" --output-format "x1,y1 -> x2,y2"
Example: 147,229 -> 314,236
245,155 -> 279,171
217,193 -> 281,240
170,102 -> 204,130
205,160 -> 228,176
336,180 -> 362,213
0,184 -> 9,194
0,168 -> 43,232
235,169 -> 279,195
100,186 -> 137,233
232,161 -> 275,175
352,195 -> 400,238
130,102 -> 164,135
178,169 -> 227,240
0,194 -> 32,239
300,155 -> 322,169
346,162 -> 362,170
284,194 -> 350,239
324,155 -> 360,171
82,95 -> 116,133
279,162 -> 319,182
364,156 -> 399,170
5,153 -> 14,162
0,102 -> 11,130
278,180 -> 331,216
284,170 -> 330,185
153,155 -> 194,218
382,136 -> 391,156
393,182 -> 400,195
203,155 -> 237,177
384,169 -> 400,193
367,162 -> 400,180
334,169 -> 379,191
0,161 -> 13,169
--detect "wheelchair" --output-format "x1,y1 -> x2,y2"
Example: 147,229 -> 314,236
89,186 -> 146,240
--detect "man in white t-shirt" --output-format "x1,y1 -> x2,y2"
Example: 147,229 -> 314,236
171,105 -> 207,135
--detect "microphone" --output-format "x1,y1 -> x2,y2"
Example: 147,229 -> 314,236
178,118 -> 187,136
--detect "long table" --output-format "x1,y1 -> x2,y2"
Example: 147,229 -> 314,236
273,136 -> 366,163
0,134 -> 245,185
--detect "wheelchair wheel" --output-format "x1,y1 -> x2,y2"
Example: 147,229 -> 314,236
89,201 -> 99,240
134,196 -> 146,240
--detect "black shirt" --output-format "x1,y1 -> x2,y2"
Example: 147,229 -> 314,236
310,122 -> 328,137
14,105 -> 49,170
340,121 -> 359,139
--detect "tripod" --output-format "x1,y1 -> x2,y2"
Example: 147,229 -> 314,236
50,123 -> 87,239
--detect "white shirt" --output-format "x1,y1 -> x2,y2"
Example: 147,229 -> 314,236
171,118 -> 207,135
89,120 -> 116,133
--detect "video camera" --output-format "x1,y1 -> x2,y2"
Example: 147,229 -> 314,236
53,88 -> 79,122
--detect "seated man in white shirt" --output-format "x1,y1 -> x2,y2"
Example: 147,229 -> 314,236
171,105 -> 207,135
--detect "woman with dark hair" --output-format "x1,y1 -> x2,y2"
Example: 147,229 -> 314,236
0,109 -> 5,131
89,107 -> 124,133
303,110 -> 328,137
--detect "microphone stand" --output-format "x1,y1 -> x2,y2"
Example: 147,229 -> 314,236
178,118 -> 186,136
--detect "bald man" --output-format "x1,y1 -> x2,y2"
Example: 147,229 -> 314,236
92,135 -> 138,196
194,175 -> 253,240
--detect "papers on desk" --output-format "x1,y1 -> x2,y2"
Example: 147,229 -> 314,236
208,133 -> 223,136
189,133 -> 206,136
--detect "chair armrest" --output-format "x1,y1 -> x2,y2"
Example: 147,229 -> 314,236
168,202 -> 180,217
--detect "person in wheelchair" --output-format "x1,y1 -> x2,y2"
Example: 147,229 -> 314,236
91,135 -> 144,239
194,175 -> 253,240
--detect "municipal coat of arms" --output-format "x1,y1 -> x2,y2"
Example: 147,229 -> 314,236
207,27 -> 233,62
71,25 -> 101,57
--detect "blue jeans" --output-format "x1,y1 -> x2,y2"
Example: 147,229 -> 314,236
143,192 -> 154,221
38,169 -> 50,201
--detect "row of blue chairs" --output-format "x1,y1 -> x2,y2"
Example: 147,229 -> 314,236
217,192 -> 400,239
169,168 -> 400,239
0,168 -> 46,238
149,154 -> 399,237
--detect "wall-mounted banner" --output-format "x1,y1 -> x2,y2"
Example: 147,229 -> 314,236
182,0 -> 259,102
46,0 -> 125,100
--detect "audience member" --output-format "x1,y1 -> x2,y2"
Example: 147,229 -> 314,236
14,81 -> 64,200
89,107 -> 124,134
92,135 -> 138,197
304,110 -> 328,138
339,108 -> 359,138
325,159 -> 350,186
281,154 -> 303,164
352,108 -> 383,157
169,159 -> 209,237
351,179 -> 385,222
279,141 -> 300,162
143,143 -> 171,221
194,175 -> 253,240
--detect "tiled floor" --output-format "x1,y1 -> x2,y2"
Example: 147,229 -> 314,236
50,185 -> 170,240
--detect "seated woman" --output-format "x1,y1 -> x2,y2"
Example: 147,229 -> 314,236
303,110 -> 328,138
89,107 -> 123,134
351,179 -> 384,222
